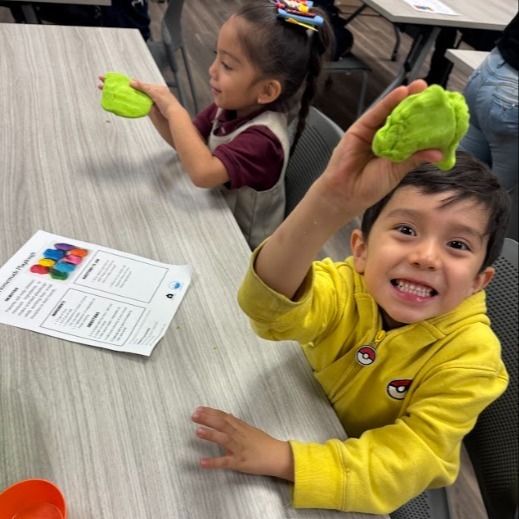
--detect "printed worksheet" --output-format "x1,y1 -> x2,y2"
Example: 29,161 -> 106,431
402,0 -> 458,15
0,230 -> 192,356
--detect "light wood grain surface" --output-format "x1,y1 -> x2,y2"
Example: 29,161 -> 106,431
0,23 -> 383,518
446,49 -> 488,76
362,0 -> 516,30
358,0 -> 515,102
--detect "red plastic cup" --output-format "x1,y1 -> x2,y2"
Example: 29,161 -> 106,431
0,479 -> 66,519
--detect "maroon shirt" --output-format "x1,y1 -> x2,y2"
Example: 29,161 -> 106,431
193,103 -> 285,191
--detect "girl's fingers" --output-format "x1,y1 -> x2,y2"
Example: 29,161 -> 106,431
130,79 -> 147,92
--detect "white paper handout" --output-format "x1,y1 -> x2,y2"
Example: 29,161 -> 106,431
0,230 -> 192,356
402,0 -> 459,15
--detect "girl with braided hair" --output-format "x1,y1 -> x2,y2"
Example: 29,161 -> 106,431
128,1 -> 333,249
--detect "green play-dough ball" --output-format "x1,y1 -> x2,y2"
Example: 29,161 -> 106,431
372,85 -> 469,171
101,72 -> 153,118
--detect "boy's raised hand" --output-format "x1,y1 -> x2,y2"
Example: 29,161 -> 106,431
254,80 -> 443,300
320,79 -> 443,216
192,406 -> 294,480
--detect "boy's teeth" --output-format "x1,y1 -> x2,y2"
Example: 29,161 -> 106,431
395,280 -> 433,297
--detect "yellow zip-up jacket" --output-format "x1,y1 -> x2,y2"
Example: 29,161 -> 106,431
237,252 -> 509,514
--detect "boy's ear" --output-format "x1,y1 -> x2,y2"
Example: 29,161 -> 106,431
258,79 -> 282,104
472,266 -> 495,294
351,229 -> 368,274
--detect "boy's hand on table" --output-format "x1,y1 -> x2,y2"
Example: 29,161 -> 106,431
192,406 -> 294,481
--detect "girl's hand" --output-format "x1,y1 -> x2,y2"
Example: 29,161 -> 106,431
192,406 -> 294,481
318,79 -> 443,215
130,79 -> 183,120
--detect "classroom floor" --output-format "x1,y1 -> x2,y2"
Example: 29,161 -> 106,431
0,2 -> 487,518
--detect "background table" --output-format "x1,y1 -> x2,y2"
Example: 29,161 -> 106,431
360,0 -> 516,102
446,49 -> 488,76
0,23 -> 385,519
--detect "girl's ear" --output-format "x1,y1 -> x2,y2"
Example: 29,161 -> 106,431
257,79 -> 282,104
351,229 -> 367,274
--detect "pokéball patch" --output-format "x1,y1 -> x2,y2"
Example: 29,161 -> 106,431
356,346 -> 376,366
387,379 -> 412,400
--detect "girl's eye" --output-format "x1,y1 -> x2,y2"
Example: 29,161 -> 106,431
448,240 -> 470,251
212,51 -> 232,71
395,225 -> 415,236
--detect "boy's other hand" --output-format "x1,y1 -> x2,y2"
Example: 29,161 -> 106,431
192,406 -> 294,481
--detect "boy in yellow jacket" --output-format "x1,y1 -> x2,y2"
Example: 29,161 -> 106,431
191,80 -> 511,514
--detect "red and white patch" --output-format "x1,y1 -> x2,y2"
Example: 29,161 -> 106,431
356,346 -> 377,366
387,379 -> 412,400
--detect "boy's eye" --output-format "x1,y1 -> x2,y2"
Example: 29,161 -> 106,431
395,225 -> 415,236
448,240 -> 470,251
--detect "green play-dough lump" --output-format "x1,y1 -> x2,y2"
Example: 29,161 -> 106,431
101,72 -> 152,118
372,85 -> 469,171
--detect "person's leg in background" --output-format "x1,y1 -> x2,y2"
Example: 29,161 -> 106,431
458,62 -> 492,165
424,27 -> 502,87
459,48 -> 518,192
423,27 -> 458,86
318,0 -> 354,60
0,4 -> 26,22
102,0 -> 150,41
33,5 -> 102,25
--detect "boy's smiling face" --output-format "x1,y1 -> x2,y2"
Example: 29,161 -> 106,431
352,186 -> 495,329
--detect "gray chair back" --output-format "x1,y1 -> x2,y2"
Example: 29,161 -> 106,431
147,0 -> 199,114
391,238 -> 519,519
284,107 -> 343,217
390,489 -> 450,519
464,238 -> 518,519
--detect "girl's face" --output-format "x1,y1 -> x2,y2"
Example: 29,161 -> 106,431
351,187 -> 495,329
209,16 -> 275,118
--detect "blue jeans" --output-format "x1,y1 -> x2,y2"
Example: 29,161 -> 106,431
459,48 -> 518,191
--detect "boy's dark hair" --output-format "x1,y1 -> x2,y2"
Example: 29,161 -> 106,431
361,152 -> 511,270
234,2 -> 334,153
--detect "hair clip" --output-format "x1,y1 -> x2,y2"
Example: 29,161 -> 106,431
273,1 -> 324,31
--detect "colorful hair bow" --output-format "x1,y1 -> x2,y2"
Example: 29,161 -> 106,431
273,1 -> 324,31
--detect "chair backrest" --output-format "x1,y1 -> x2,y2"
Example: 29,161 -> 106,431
389,488 -> 451,519
391,239 -> 518,519
463,237 -> 519,519
284,107 -> 344,217
161,0 -> 185,51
